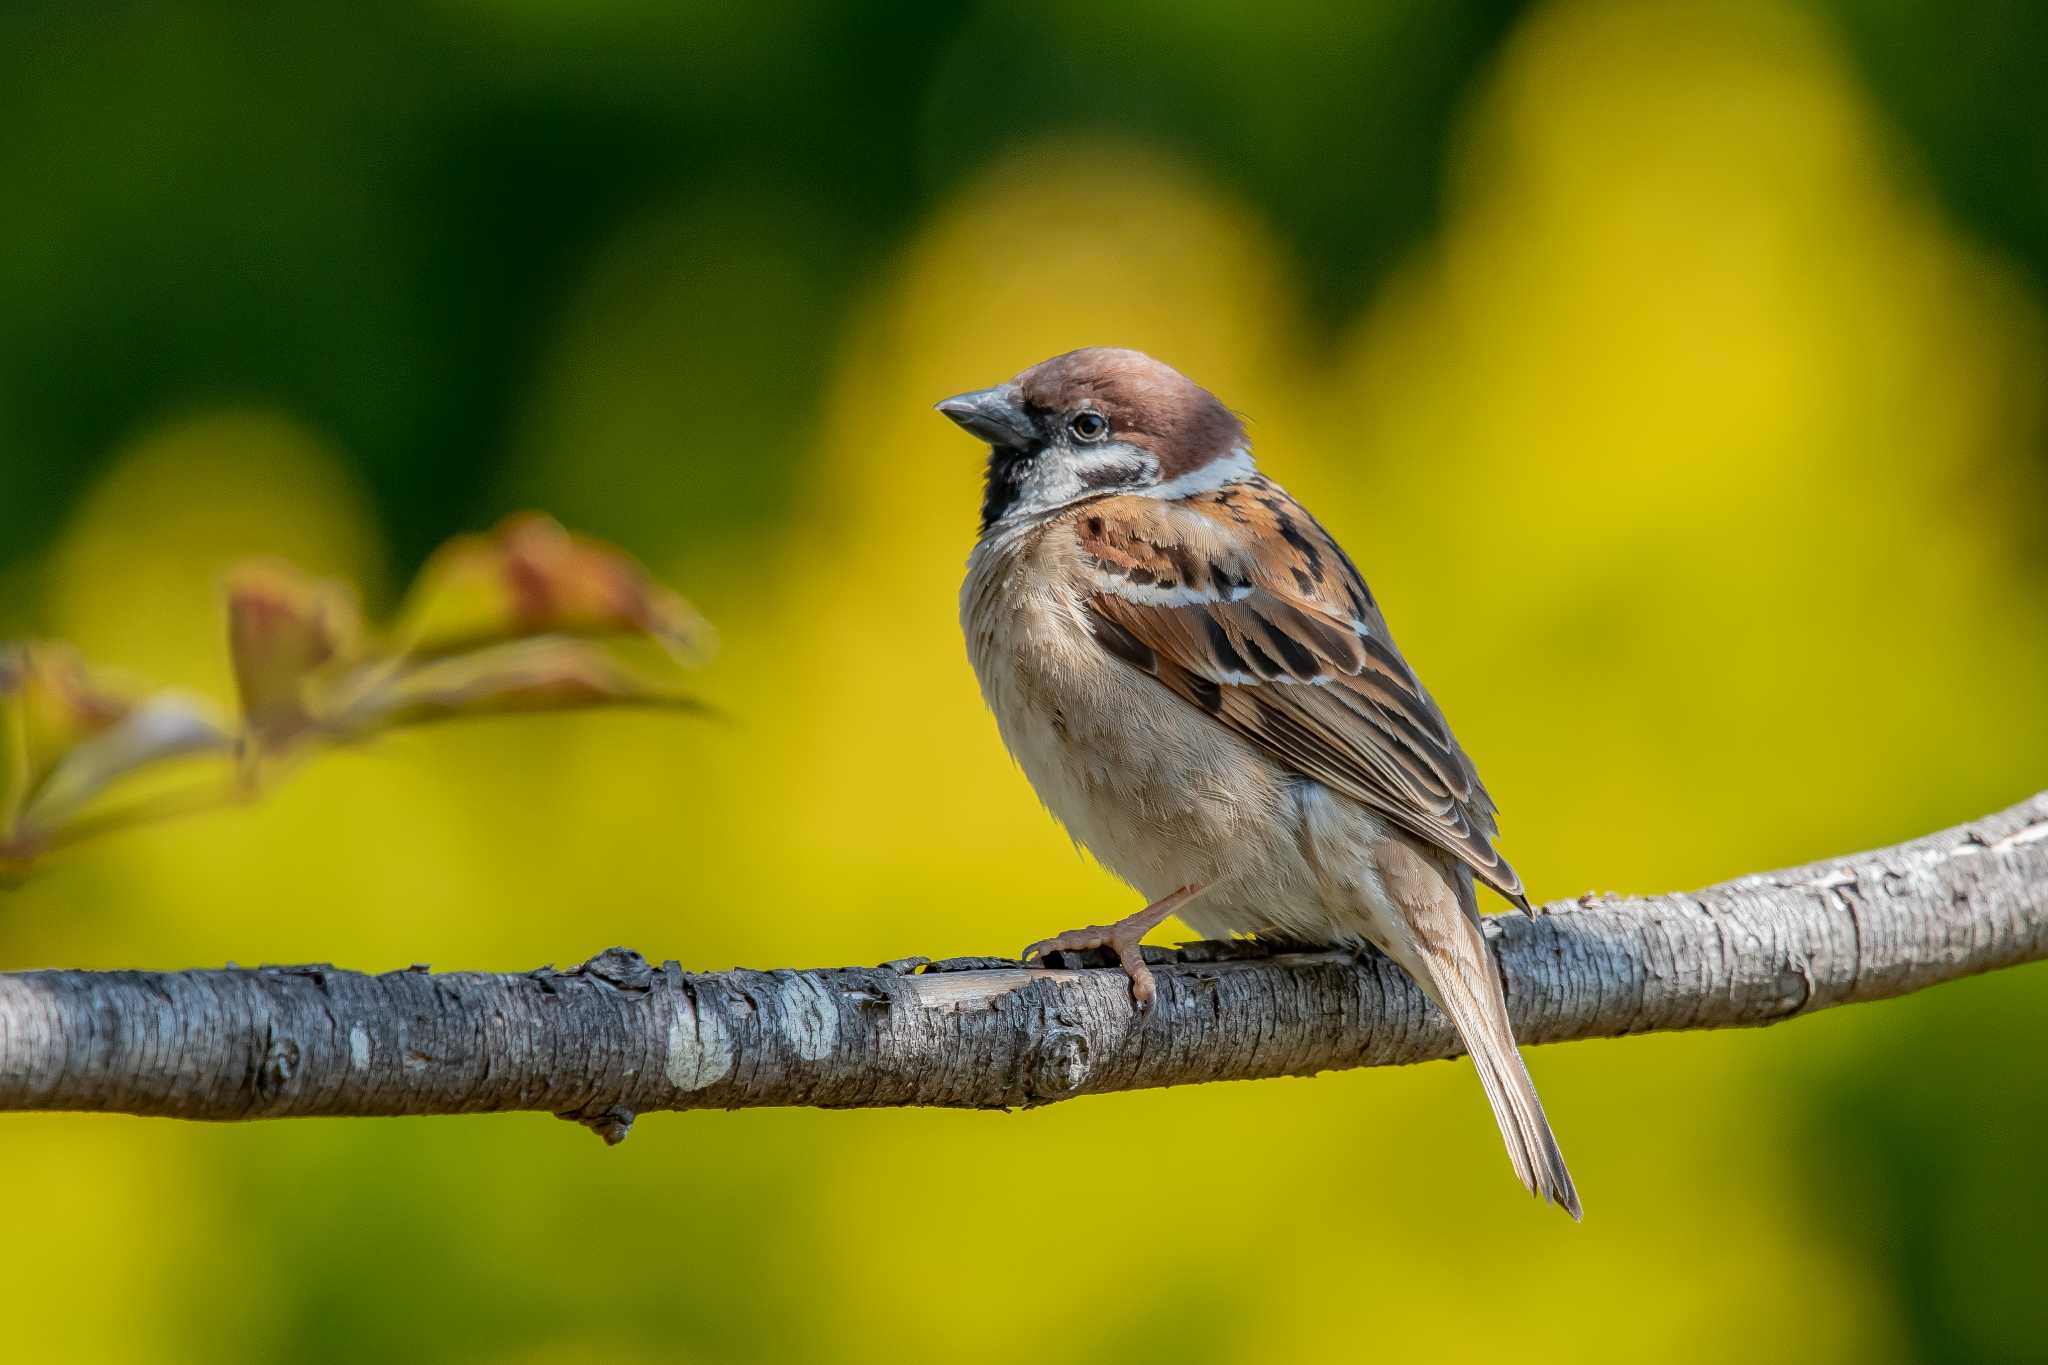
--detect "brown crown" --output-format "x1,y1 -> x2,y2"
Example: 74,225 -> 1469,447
1015,348 -> 1245,480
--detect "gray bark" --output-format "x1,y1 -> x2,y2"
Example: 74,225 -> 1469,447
2,792 -> 2044,1142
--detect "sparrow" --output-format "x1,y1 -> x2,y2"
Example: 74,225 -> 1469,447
939,347 -> 1580,1218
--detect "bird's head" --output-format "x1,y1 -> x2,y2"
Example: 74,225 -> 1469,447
936,347 -> 1250,532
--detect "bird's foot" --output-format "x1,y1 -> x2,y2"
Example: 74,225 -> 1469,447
1020,883 -> 1210,1013
1022,921 -> 1161,1010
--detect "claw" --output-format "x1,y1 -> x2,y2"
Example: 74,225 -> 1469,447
1022,925 -> 1106,966
1127,963 -> 1158,1013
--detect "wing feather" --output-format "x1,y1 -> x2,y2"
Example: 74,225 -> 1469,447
1072,482 -> 1528,906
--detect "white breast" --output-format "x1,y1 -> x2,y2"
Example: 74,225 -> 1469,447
959,521 -> 1331,939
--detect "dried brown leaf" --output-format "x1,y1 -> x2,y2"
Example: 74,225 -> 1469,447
225,560 -> 362,750
391,514 -> 708,664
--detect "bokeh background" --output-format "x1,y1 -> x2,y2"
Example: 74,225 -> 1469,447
4,0 -> 2047,1359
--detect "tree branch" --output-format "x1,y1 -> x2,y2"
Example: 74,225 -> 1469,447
3,793 -> 2044,1142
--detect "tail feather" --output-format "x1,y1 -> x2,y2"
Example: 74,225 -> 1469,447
1421,938 -> 1582,1220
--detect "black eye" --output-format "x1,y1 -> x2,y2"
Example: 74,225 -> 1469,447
1070,411 -> 1108,442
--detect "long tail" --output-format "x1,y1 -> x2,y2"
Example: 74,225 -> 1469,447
1416,918 -> 1582,1220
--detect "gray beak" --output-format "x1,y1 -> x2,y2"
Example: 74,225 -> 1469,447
935,384 -> 1034,449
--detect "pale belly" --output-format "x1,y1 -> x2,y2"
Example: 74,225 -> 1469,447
961,533 -> 1389,946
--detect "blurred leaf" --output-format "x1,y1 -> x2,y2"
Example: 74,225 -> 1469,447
0,644 -> 130,828
0,642 -> 230,853
392,513 -> 708,665
225,560 -> 362,752
334,637 -> 706,734
5,514 -> 709,878
17,695 -> 231,839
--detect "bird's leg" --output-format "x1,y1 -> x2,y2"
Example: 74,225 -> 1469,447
1021,884 -> 1211,1012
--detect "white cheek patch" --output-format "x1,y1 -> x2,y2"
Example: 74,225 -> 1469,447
1012,461 -> 1087,518
1071,443 -> 1156,491
1009,443 -> 1158,520
990,441 -> 1253,527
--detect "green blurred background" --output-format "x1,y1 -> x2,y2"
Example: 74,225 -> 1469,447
4,0 -> 2047,1359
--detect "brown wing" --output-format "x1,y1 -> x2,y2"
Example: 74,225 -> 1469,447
1071,479 -> 1528,908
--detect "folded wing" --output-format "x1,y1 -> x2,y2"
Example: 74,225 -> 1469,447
1071,480 -> 1527,908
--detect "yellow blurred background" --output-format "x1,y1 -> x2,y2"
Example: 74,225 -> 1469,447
3,0 -> 2047,1359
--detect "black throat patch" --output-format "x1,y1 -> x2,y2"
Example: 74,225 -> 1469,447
979,443 -> 1039,531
